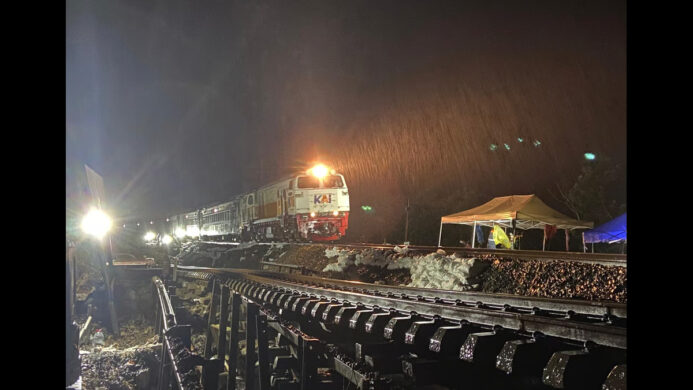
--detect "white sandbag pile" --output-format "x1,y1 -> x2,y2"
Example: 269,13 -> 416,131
386,256 -> 416,270
393,245 -> 410,255
322,247 -> 360,272
354,248 -> 390,267
323,247 -> 408,272
321,247 -> 490,291
407,253 -> 489,291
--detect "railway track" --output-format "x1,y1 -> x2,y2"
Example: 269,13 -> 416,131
168,265 -> 627,389
197,240 -> 627,267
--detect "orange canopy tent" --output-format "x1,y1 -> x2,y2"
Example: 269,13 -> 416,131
438,194 -> 593,248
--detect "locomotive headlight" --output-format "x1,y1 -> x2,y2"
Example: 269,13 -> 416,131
80,208 -> 113,239
144,231 -> 156,241
175,228 -> 186,238
162,234 -> 173,245
310,212 -> 316,218
308,164 -> 329,179
333,210 -> 339,216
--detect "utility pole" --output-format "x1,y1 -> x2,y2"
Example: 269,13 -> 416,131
84,165 -> 119,337
404,199 -> 410,244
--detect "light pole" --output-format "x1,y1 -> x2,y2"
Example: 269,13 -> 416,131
81,208 -> 120,337
404,199 -> 411,244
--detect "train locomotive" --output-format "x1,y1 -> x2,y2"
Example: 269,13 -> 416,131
168,164 -> 349,242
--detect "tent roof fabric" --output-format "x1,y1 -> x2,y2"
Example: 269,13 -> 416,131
440,194 -> 593,230
583,213 -> 626,243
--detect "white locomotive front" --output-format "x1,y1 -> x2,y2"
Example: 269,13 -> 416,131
167,164 -> 350,242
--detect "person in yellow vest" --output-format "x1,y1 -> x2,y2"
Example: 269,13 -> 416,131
493,224 -> 512,249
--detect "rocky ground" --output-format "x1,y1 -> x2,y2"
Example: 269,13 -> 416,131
480,258 -> 627,302
79,319 -> 160,390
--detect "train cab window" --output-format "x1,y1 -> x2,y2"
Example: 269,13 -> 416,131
289,180 -> 294,189
297,176 -> 320,188
297,175 -> 343,188
247,195 -> 254,205
324,175 -> 343,188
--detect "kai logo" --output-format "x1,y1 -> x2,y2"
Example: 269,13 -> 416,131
314,194 -> 332,204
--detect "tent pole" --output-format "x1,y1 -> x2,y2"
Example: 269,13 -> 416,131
542,228 -> 546,251
438,222 -> 443,247
471,221 -> 476,248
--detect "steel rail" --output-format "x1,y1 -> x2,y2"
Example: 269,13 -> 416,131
154,276 -> 176,328
176,266 -> 626,349
152,276 -> 200,390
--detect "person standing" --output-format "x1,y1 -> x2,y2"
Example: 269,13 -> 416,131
487,228 -> 496,249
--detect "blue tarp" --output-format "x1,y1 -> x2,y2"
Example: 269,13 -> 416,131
583,213 -> 626,243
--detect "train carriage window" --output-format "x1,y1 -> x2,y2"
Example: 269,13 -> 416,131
248,195 -> 253,205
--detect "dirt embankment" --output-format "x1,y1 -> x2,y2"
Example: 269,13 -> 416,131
178,242 -> 627,303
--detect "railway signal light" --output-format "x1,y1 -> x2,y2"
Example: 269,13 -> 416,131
584,152 -> 596,160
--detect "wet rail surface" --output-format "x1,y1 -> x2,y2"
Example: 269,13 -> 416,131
169,265 -> 626,389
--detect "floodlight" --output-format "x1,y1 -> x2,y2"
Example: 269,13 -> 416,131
80,208 -> 113,239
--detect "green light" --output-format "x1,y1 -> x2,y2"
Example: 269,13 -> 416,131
489,144 -> 497,151
361,205 -> 372,211
504,143 -> 511,151
584,152 -> 596,160
533,140 -> 541,147
517,137 -> 524,143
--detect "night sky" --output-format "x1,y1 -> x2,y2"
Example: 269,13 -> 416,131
66,0 -> 626,243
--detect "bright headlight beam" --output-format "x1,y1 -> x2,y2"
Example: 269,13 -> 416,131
144,231 -> 156,241
80,208 -> 113,239
162,234 -> 173,245
175,228 -> 186,238
309,164 -> 329,178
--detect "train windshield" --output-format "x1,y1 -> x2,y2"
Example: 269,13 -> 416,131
297,175 -> 344,188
